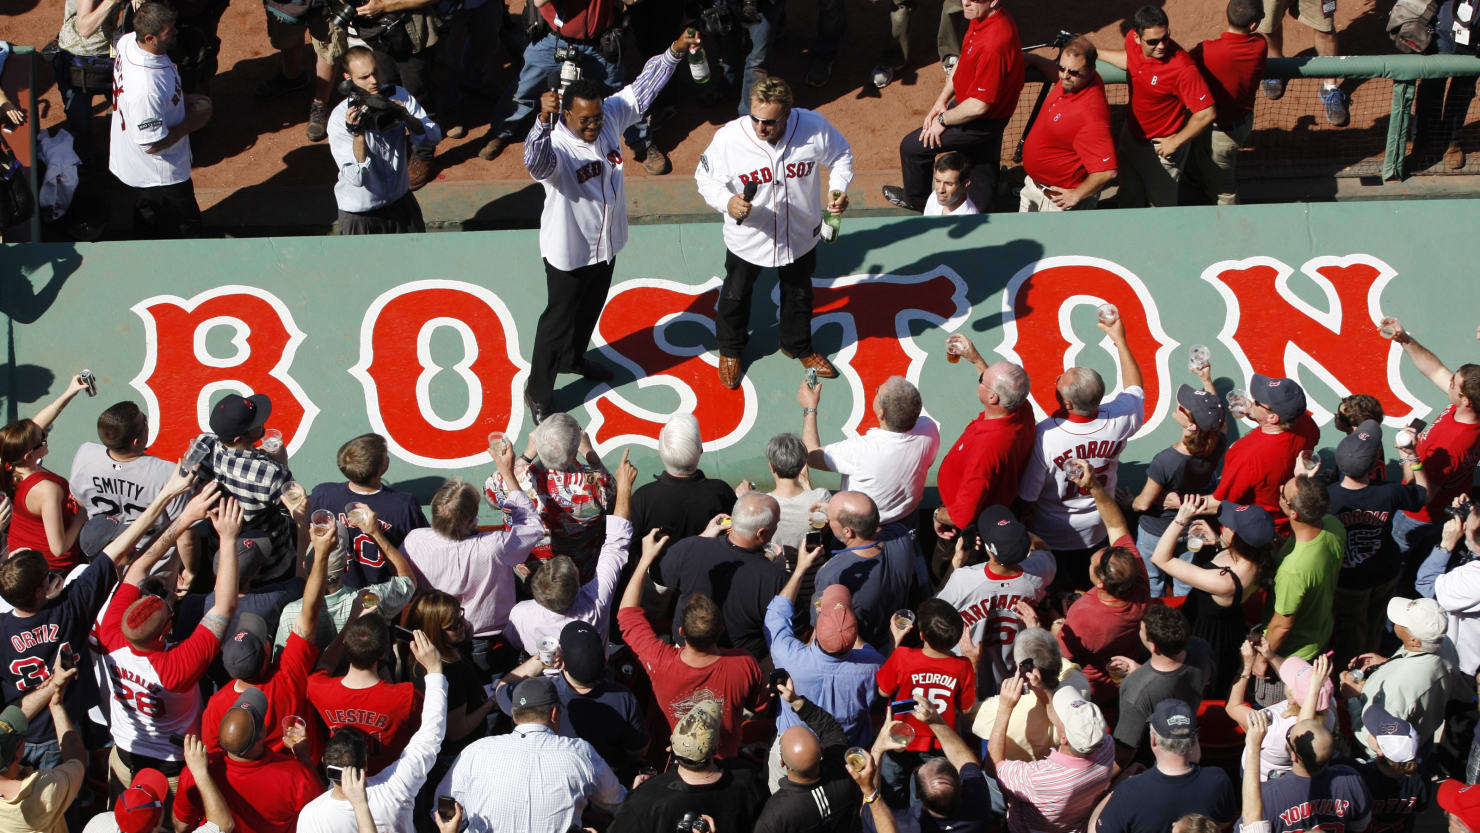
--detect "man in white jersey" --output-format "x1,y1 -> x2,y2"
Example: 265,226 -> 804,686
522,28 -> 699,424
923,152 -> 979,216
695,77 -> 854,391
1017,312 -> 1145,591
936,504 -> 1054,696
109,2 -> 212,239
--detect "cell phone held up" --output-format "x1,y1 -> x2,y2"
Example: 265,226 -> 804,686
889,698 -> 915,716
437,795 -> 457,821
768,668 -> 790,694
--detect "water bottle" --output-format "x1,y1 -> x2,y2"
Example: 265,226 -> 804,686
687,41 -> 711,84
821,191 -> 843,242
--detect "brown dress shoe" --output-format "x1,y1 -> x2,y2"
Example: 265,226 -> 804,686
408,157 -> 434,191
718,355 -> 742,390
782,349 -> 838,378
1444,143 -> 1465,170
479,134 -> 511,160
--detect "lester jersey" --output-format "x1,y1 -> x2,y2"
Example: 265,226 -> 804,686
934,550 -> 1055,692
69,443 -> 185,536
109,32 -> 191,188
695,108 -> 853,268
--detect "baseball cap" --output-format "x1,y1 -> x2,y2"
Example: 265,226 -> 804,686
671,698 -> 723,762
1217,501 -> 1276,548
114,768 -> 169,833
1276,656 -> 1332,712
80,514 -> 127,559
221,613 -> 270,681
1250,374 -> 1307,424
121,595 -> 172,646
1335,419 -> 1383,478
0,705 -> 28,765
1439,780 -> 1480,832
1051,686 -> 1107,754
209,393 -> 272,441
512,677 -> 559,710
1387,596 -> 1447,644
1176,384 -> 1226,432
974,504 -> 1031,566
815,583 -> 859,654
220,686 -> 269,757
1361,703 -> 1419,764
1149,698 -> 1198,740
213,533 -> 273,587
560,620 -> 605,686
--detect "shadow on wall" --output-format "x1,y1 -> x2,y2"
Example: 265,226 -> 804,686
1,245 -> 84,421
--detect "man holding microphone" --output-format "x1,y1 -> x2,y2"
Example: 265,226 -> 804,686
522,28 -> 700,424
695,78 -> 854,391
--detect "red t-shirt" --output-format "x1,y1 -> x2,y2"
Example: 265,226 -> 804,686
1213,413 -> 1320,536
616,606 -> 766,759
1123,32 -> 1213,140
8,470 -> 84,571
938,405 -> 1038,528
536,0 -> 622,40
953,10 -> 1025,120
305,671 -> 421,775
1190,31 -> 1268,128
202,631 -> 322,761
1056,535 -> 1149,705
173,751 -> 321,833
875,647 -> 976,752
1021,75 -> 1118,189
1404,404 -> 1480,523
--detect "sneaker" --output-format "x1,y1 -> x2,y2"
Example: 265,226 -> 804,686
881,184 -> 924,212
1444,143 -> 1465,169
479,134 -> 512,160
871,64 -> 895,89
445,124 -> 467,139
1261,77 -> 1286,101
1321,86 -> 1349,127
305,100 -> 329,142
942,56 -> 958,77
805,57 -> 833,87
253,73 -> 309,99
639,146 -> 671,176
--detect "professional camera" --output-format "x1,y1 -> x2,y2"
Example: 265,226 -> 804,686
1052,29 -> 1075,48
328,0 -> 366,28
337,78 -> 404,134
700,1 -> 734,36
552,46 -> 582,103
675,812 -> 710,833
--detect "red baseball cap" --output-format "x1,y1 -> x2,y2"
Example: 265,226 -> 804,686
1440,780 -> 1480,832
115,768 -> 169,833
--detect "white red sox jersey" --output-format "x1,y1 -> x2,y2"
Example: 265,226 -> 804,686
935,550 -> 1055,692
695,108 -> 854,268
69,443 -> 185,538
1018,388 -> 1146,550
109,32 -> 191,188
527,49 -> 681,272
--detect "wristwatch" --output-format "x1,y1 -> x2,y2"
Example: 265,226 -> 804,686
937,113 -> 948,127
802,407 -> 818,416
863,790 -> 881,805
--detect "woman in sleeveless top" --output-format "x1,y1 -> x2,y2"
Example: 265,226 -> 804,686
0,375 -> 92,571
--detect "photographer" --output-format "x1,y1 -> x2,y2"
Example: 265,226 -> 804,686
328,45 -> 442,235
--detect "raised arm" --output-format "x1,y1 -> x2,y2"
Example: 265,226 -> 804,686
1389,324 -> 1455,392
1099,314 -> 1143,392
204,498 -> 242,623
104,468 -> 197,569
1153,497 -> 1238,596
915,688 -> 980,773
125,483 -> 221,586
620,529 -> 669,610
294,522 -> 334,644
1240,711 -> 1270,831
183,735 -> 235,833
779,542 -> 823,603
31,374 -> 90,431
987,674 -> 1026,768
1224,639 -> 1259,727
613,450 -> 635,520
798,380 -> 831,471
1072,460 -> 1130,542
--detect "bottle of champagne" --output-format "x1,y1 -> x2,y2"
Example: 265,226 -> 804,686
687,30 -> 710,85
821,191 -> 843,242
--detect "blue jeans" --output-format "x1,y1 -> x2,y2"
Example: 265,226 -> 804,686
717,3 -> 779,117
497,36 -> 649,150
1392,510 -> 1440,566
813,0 -> 846,60
22,739 -> 64,770
1136,525 -> 1193,597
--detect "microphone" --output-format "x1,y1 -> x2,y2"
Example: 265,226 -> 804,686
736,180 -> 758,224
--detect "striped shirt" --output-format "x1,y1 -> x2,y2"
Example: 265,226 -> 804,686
997,737 -> 1114,833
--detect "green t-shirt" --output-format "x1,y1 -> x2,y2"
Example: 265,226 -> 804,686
1268,515 -> 1346,660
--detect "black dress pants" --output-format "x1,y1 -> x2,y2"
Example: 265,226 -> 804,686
899,116 -> 1007,211
717,247 -> 817,359
527,257 -> 616,408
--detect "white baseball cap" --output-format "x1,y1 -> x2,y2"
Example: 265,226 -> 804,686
1361,703 -> 1419,764
1386,597 -> 1447,644
1052,685 -> 1107,754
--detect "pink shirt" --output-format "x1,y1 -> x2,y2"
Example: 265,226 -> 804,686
996,737 -> 1114,833
504,515 -> 632,654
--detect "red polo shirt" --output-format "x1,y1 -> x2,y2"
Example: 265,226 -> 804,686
1191,31 -> 1268,129
954,10 -> 1026,120
538,0 -> 622,40
1021,75 -> 1117,189
1213,413 -> 1320,537
1124,31 -> 1213,140
937,404 -> 1037,528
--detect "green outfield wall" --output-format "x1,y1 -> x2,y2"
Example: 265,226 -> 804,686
4,199 -> 1477,518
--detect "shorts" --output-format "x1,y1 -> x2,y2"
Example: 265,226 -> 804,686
264,7 -> 349,63
1259,0 -> 1335,35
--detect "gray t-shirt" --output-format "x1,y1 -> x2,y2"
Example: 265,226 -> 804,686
68,443 -> 185,534
770,487 -> 831,553
1112,637 -> 1213,756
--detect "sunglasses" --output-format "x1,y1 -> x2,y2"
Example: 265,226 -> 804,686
750,114 -> 782,126
1141,36 -> 1167,46
1057,65 -> 1087,78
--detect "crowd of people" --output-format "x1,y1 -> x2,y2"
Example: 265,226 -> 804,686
0,301 -> 1478,833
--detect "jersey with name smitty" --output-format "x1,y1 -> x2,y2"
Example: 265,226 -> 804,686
695,109 -> 854,268
109,32 -> 191,188
935,551 -> 1056,690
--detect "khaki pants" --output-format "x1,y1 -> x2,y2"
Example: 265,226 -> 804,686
1018,174 -> 1100,212
1190,114 -> 1253,206
1116,123 -> 1191,208
109,747 -> 182,807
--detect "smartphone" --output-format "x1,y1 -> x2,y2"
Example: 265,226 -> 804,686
59,650 -> 74,671
326,765 -> 344,785
768,668 -> 790,692
889,698 -> 915,716
391,624 -> 416,641
437,795 -> 457,821
804,529 -> 823,550
1018,657 -> 1036,676
1408,417 -> 1428,433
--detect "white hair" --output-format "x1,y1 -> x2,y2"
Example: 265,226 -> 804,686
990,363 -> 1032,411
533,413 -> 581,470
731,492 -> 779,537
659,414 -> 703,476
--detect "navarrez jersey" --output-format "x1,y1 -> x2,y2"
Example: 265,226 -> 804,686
935,551 -> 1056,692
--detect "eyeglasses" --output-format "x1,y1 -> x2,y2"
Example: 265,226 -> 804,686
1057,65 -> 1087,78
571,114 -> 603,127
750,114 -> 782,126
1141,35 -> 1167,46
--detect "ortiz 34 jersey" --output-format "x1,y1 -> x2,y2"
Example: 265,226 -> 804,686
935,550 -> 1056,694
695,108 -> 854,268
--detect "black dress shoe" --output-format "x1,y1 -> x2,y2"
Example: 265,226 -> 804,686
882,185 -> 925,212
524,388 -> 551,426
560,357 -> 615,383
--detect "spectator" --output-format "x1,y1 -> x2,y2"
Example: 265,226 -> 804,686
1436,778 -> 1480,833
1017,312 -> 1145,582
405,440 -> 542,678
801,376 -> 940,529
1188,0 -> 1268,205
1131,381 -> 1227,596
628,415 -> 736,552
607,698 -> 766,833
1056,465 -> 1151,705
1240,717 -> 1371,833
1325,421 -> 1429,668
1264,476 -> 1344,662
401,591 -> 494,756
866,695 -> 995,832
1211,374 -> 1320,538
92,735 -> 232,833
1226,651 -> 1337,782
992,683 -> 1114,833
0,672 -> 85,831
875,598 -> 976,807
1172,815 -> 1220,833
936,504 -> 1055,693
1092,699 -> 1237,833
882,0 -> 1024,212
619,530 -> 766,759
1094,6 -> 1213,208
765,545 -> 884,784
506,451 -> 635,654
924,152 -> 980,215
1350,705 -> 1429,833
1332,394 -> 1386,436
1257,0 -> 1347,127
52,0 -> 126,156
251,0 -> 346,143
1433,503 -> 1480,674
759,433 -> 830,556
306,613 -> 423,776
194,393 -> 296,586
1341,597 -> 1456,746
702,0 -> 782,118
804,0 -> 847,86
1018,37 -> 1118,212
0,376 -> 92,570
810,491 -> 930,651
968,626 -> 1089,761
1415,0 -> 1478,169
754,677 -> 862,833
297,631 -> 448,833
108,2 -> 212,238
494,621 -> 647,783
485,416 -> 614,583
1108,605 -> 1213,768
438,676 -> 626,829
307,432 -> 428,588
649,492 -> 787,660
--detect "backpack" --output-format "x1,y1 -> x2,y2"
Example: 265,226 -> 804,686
0,134 -> 34,231
1389,0 -> 1441,53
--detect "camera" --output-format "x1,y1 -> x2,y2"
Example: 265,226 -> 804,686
1052,29 -> 1075,48
676,812 -> 711,833
1447,499 -> 1471,520
328,0 -> 365,29
337,78 -> 404,134
701,2 -> 734,36
552,46 -> 582,104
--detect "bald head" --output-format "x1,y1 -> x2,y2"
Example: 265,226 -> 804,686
915,757 -> 962,817
829,491 -> 879,542
1289,719 -> 1334,775
731,492 -> 780,542
779,725 -> 822,781
219,707 -> 263,759
1057,367 -> 1106,415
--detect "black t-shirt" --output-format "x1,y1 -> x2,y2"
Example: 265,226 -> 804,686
309,482 -> 428,588
811,526 -> 930,653
1113,638 -> 1212,759
651,535 -> 787,662
629,471 -> 738,553
1352,759 -> 1430,833
862,763 -> 995,833
1139,441 -> 1225,537
1326,481 -> 1427,589
1094,765 -> 1238,833
608,759 -> 769,833
0,555 -> 117,742
495,673 -> 647,780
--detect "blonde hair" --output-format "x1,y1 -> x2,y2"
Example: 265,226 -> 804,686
750,78 -> 794,110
